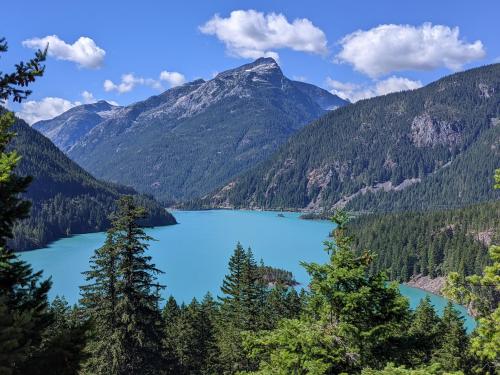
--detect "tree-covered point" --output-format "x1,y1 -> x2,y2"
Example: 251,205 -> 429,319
347,200 -> 499,282
205,63 -> 500,213
5,115 -> 176,251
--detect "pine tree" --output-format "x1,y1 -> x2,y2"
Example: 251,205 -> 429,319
80,233 -> 121,374
112,196 -> 165,374
198,293 -> 221,375
219,242 -> 247,320
0,37 -> 52,375
431,302 -> 469,372
218,243 -> 265,373
80,196 -> 165,374
408,296 -> 441,366
162,295 -> 182,373
240,248 -> 264,331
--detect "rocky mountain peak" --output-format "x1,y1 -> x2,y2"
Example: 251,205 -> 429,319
215,57 -> 282,81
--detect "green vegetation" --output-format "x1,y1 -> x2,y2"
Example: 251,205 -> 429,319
80,196 -> 165,374
0,38 -> 87,374
7,116 -> 176,251
347,200 -> 499,282
443,171 -> 500,373
0,37 -> 498,374
206,64 -> 500,213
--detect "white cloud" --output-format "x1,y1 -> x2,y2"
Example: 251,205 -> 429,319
292,75 -> 307,82
159,71 -> 186,87
105,70 -> 185,94
81,90 -> 96,104
22,35 -> 105,69
326,76 -> 422,102
104,73 -> 161,93
337,23 -> 485,77
17,97 -> 79,124
200,10 -> 328,60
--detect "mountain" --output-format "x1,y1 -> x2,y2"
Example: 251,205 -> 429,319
34,58 -> 348,202
33,100 -> 121,153
292,80 -> 349,110
8,116 -> 177,251
203,64 -> 500,212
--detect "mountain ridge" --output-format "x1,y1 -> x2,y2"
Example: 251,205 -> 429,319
33,58 -> 348,202
201,63 -> 500,213
9,115 -> 176,251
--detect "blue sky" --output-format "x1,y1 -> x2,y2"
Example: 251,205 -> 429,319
2,0 -> 499,123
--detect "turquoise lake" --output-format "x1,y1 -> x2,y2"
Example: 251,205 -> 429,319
19,209 -> 476,331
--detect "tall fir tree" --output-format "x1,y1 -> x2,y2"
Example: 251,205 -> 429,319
218,243 -> 266,374
80,196 -> 165,375
80,233 -> 121,374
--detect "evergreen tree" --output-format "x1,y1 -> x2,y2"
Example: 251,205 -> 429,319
408,296 -> 441,366
112,196 -> 165,374
431,302 -> 469,373
0,37 -> 52,375
162,296 -> 182,373
240,248 -> 264,331
175,298 -> 202,374
21,297 -> 88,375
198,293 -> 221,375
242,211 -> 412,374
80,233 -> 121,374
80,196 -> 165,374
443,170 -> 500,374
217,243 -> 264,373
219,242 -> 247,321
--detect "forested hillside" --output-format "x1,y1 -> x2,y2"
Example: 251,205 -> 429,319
204,63 -> 500,213
348,200 -> 500,282
8,116 -> 176,251
35,58 -> 347,202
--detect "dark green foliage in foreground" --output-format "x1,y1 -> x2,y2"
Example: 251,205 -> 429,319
348,200 -> 500,282
443,173 -> 500,374
161,244 -> 303,375
239,213 -> 474,374
80,196 -> 165,375
0,39 -> 51,375
205,64 -> 500,213
21,297 -> 88,375
6,117 -> 176,251
0,39 -> 85,375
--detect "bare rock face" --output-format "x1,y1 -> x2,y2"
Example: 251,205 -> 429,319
406,275 -> 446,295
478,82 -> 495,98
410,112 -> 462,147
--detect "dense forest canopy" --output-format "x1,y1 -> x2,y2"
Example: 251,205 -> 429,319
349,200 -> 500,282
